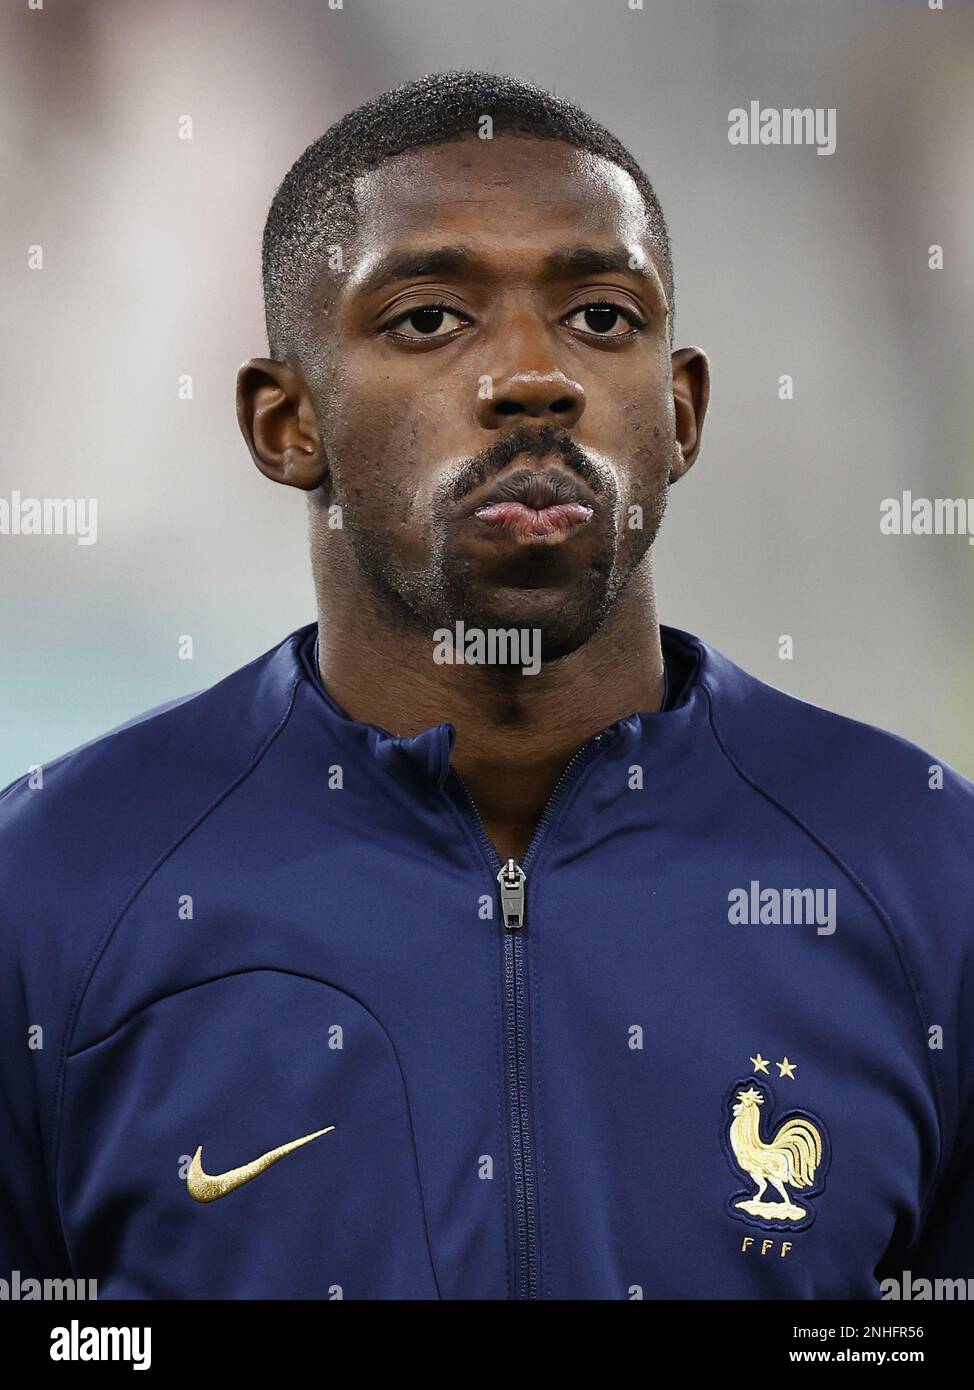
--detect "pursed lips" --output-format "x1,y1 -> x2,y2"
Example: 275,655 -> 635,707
467,462 -> 596,543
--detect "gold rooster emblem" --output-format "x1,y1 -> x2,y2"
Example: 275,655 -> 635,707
727,1084 -> 826,1225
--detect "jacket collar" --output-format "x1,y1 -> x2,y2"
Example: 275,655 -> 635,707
293,621 -> 709,792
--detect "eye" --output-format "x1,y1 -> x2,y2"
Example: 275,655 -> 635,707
383,303 -> 470,340
564,301 -> 643,338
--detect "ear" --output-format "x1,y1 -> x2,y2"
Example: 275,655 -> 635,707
235,358 -> 327,490
669,347 -> 711,483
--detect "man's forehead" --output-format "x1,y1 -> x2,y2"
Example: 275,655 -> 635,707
337,136 -> 658,297
350,135 -> 651,253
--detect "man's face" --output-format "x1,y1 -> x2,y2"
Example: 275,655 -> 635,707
299,136 -> 704,657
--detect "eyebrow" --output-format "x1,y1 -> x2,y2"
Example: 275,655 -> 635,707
543,246 -> 653,281
349,245 -> 484,298
347,243 -> 659,299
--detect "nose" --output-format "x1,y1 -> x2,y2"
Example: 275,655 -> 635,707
475,314 -> 585,430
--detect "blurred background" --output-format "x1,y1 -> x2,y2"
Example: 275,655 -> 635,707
1,0 -> 972,786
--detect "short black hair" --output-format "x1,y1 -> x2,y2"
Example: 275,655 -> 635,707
261,69 -> 674,361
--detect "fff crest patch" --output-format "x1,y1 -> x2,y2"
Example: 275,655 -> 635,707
720,1067 -> 831,1233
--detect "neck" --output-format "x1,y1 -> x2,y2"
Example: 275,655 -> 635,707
315,565 -> 666,863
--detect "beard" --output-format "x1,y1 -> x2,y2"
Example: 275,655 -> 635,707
323,425 -> 673,665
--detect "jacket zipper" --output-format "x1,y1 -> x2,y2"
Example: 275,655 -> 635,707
451,732 -> 608,1299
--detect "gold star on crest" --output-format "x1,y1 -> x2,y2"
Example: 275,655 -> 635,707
776,1056 -> 797,1079
750,1053 -> 770,1074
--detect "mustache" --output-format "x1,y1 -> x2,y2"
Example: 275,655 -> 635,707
444,424 -> 610,507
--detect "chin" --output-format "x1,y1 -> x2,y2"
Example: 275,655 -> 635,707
460,591 -> 609,660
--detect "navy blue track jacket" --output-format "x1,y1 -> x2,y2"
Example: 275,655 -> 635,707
1,622 -> 972,1299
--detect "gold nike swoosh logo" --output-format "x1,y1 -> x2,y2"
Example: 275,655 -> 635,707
186,1125 -> 335,1203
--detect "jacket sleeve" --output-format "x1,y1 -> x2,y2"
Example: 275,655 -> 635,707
0,778 -> 74,1279
897,935 -> 974,1284
904,1109 -> 974,1280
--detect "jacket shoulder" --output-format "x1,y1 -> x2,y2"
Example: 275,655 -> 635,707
0,628 -> 306,954
690,634 -> 974,1144
694,637 -> 974,824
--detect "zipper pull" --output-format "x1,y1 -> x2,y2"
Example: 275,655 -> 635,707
497,858 -> 527,930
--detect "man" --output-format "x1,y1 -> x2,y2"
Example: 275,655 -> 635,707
1,71 -> 971,1301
